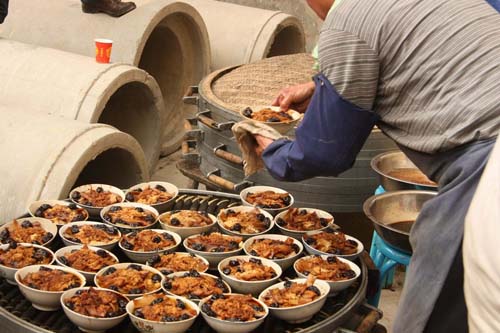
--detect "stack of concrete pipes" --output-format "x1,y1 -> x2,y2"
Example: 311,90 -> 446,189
0,0 -> 305,221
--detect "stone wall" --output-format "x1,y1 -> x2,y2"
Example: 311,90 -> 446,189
216,0 -> 321,51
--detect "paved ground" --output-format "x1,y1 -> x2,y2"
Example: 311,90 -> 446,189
153,150 -> 403,332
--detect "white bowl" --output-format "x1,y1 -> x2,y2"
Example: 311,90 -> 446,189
243,234 -> 303,270
119,229 -> 181,263
145,252 -> 210,275
274,208 -> 334,240
183,233 -> 244,269
240,105 -> 302,135
100,202 -> 159,233
94,263 -> 163,299
217,255 -> 282,296
162,271 -> 231,302
126,294 -> 199,333
199,293 -> 268,333
158,210 -> 217,239
302,230 -> 364,260
293,255 -> 361,295
258,278 -> 330,323
125,181 -> 179,214
15,265 -> 86,311
70,184 -> 125,217
59,221 -> 121,250
28,199 -> 89,226
0,243 -> 55,284
55,245 -> 119,282
217,206 -> 274,240
61,287 -> 129,333
0,217 -> 57,247
240,185 -> 294,216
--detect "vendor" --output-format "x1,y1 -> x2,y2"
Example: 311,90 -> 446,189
255,0 -> 499,332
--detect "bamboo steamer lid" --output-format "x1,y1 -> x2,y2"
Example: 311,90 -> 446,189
202,53 -> 316,112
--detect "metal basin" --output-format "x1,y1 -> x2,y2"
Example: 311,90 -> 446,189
371,151 -> 438,191
363,190 -> 437,253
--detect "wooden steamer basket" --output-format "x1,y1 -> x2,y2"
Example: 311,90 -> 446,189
0,189 -> 379,333
180,54 -> 398,213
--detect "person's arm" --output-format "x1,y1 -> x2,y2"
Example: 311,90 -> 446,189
271,81 -> 315,113
0,0 -> 9,24
261,29 -> 380,181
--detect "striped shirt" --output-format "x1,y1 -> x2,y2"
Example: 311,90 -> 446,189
319,0 -> 500,153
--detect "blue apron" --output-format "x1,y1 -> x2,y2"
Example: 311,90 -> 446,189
262,73 -> 379,181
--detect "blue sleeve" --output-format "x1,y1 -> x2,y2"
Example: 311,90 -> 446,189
262,73 -> 380,182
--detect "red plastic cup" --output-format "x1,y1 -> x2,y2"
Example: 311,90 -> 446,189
94,38 -> 113,63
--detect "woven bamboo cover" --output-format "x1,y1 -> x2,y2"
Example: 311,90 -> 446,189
208,53 -> 316,112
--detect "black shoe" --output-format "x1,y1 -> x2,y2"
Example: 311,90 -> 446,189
82,0 -> 136,18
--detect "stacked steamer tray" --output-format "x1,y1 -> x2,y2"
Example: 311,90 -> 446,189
180,53 -> 398,213
0,187 -> 384,333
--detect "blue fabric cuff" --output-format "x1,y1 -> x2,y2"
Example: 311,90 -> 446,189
262,73 -> 380,181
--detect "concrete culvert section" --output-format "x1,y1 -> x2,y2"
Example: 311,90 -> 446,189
0,110 -> 148,222
185,0 -> 306,69
0,0 -> 211,156
0,39 -> 164,172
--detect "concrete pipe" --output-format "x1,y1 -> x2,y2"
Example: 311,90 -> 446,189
0,109 -> 148,222
0,39 -> 164,172
185,0 -> 306,70
0,0 -> 211,156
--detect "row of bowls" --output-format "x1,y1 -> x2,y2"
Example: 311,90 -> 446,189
0,221 -> 363,285
39,182 -> 296,218
14,260 -> 334,333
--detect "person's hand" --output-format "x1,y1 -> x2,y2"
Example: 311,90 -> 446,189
254,135 -> 274,156
272,81 -> 315,113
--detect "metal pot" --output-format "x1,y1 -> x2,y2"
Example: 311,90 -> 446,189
371,151 -> 438,191
363,190 -> 437,253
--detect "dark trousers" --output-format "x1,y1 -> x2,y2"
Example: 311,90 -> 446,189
394,139 -> 495,333
0,0 -> 8,24
425,243 -> 467,332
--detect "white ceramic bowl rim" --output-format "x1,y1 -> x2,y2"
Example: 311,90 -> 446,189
94,263 -> 163,296
183,234 -> 244,254
101,202 -> 159,229
28,199 -> 90,220
125,181 -> 179,206
293,255 -> 361,282
244,234 -> 303,262
127,294 -> 199,324
240,106 -> 301,123
158,211 -> 217,228
1,218 -> 57,245
59,221 -> 121,245
259,278 -> 330,310
146,251 -> 210,268
15,265 -> 86,293
119,229 -> 181,254
61,287 -> 129,320
70,184 -> 125,208
217,206 -> 274,236
240,186 -> 294,209
165,271 -> 231,295
0,243 -> 55,269
274,208 -> 334,233
302,230 -> 364,256
55,245 -> 119,273
199,293 -> 268,323
217,255 -> 282,284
